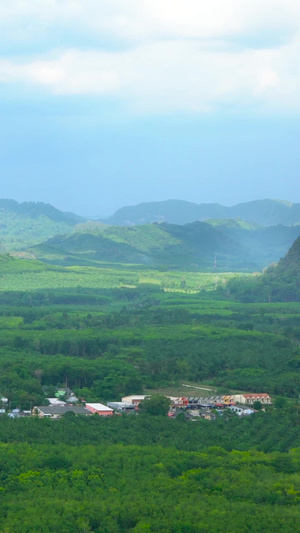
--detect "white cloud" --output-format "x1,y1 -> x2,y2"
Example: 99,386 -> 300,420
0,52 -> 120,95
0,0 -> 300,43
0,37 -> 299,112
0,1 -> 299,113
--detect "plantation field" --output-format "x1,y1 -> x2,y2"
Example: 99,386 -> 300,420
0,283 -> 300,410
0,257 -> 242,292
0,252 -> 299,411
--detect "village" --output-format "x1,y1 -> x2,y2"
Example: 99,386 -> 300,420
1,388 -> 272,420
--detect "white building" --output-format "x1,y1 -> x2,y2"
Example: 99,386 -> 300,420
232,393 -> 271,405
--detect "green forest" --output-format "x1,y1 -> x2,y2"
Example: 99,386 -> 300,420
0,440 -> 300,532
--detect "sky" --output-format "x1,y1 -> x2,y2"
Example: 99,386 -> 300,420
0,1 -> 299,217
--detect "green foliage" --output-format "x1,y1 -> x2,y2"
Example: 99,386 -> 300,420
0,431 -> 299,530
139,395 -> 171,416
275,397 -> 288,409
0,408 -> 299,451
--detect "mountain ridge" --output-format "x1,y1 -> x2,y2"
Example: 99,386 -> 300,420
102,198 -> 300,227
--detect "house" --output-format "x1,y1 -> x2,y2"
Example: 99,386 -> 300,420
233,393 -> 271,405
229,405 -> 255,416
33,405 -> 92,419
121,395 -> 148,405
85,403 -> 114,416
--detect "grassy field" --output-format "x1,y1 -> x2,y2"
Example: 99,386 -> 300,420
145,382 -> 218,397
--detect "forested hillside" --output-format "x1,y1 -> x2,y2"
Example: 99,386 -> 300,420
226,236 -> 300,302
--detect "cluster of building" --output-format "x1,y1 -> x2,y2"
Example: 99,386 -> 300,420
1,388 -> 272,419
118,393 -> 272,419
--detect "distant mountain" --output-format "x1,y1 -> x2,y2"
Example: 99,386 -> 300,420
227,235 -> 300,301
103,199 -> 300,227
0,199 -> 85,251
30,220 -> 300,271
103,200 -> 228,226
0,199 -> 83,224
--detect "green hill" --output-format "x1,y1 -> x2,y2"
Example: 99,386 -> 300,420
29,220 -> 300,271
104,198 -> 300,226
226,236 -> 300,302
0,199 -> 84,252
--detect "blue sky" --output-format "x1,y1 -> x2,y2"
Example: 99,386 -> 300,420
0,1 -> 299,216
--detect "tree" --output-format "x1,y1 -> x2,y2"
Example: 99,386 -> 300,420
274,397 -> 287,409
139,395 -> 170,416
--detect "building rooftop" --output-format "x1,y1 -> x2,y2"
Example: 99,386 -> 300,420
35,405 -> 91,416
85,403 -> 113,412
